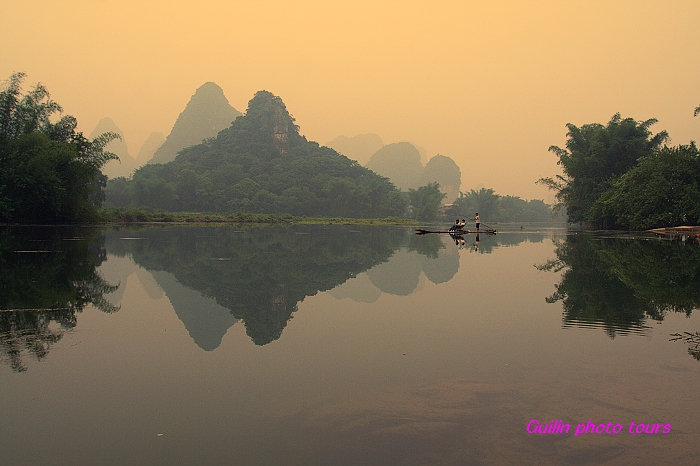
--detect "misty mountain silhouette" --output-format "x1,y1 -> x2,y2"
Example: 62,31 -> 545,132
90,117 -> 140,178
148,82 -> 242,165
149,270 -> 239,351
366,249 -> 423,296
364,143 -> 461,202
99,254 -> 236,351
325,133 -> 384,166
420,154 -> 462,202
327,136 -> 459,200
136,132 -> 165,165
366,142 -> 424,190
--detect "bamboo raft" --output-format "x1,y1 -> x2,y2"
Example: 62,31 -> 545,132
415,228 -> 496,235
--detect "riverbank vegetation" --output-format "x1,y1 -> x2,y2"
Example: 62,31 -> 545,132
445,187 -> 565,223
98,209 -> 419,226
539,113 -> 700,230
0,73 -> 117,224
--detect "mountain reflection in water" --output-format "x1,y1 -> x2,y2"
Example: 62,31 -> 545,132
104,225 -> 405,347
0,224 -> 552,369
102,225 -> 552,349
5,224 -> 700,465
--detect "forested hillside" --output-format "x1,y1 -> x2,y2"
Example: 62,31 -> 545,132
105,91 -> 406,218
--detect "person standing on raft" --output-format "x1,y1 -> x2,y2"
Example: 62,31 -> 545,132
472,213 -> 480,232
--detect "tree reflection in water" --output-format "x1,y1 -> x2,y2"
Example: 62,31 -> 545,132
540,234 -> 700,339
0,228 -> 117,372
670,332 -> 700,361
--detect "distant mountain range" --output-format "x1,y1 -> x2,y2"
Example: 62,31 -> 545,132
325,133 -> 384,166
92,82 -> 240,178
325,134 -> 429,166
89,118 -> 164,178
366,142 -> 424,191
136,132 -> 165,165
94,83 -> 459,205
105,90 -> 406,218
329,136 -> 462,202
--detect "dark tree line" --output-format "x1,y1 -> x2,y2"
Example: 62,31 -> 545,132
445,188 -> 560,223
539,113 -> 700,229
408,182 -> 445,221
0,73 -> 117,224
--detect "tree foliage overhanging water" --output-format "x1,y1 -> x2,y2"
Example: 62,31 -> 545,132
0,73 -> 117,224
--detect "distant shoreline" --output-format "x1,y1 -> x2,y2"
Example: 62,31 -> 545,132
96,209 -> 421,227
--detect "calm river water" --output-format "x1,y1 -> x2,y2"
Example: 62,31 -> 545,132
1,224 -> 699,465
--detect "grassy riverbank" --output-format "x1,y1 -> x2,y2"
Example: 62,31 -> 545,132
98,209 -> 420,226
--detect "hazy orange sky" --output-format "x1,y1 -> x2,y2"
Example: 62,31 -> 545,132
2,1 -> 699,201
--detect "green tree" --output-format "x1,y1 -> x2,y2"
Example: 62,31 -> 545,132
103,176 -> 132,208
408,182 -> 446,221
590,144 -> 700,229
131,172 -> 178,211
538,113 -> 668,225
0,72 -> 118,223
0,72 -> 61,138
447,188 -> 501,222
